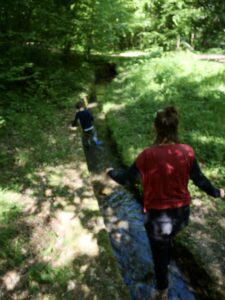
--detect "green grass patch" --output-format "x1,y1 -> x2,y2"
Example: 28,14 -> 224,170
0,189 -> 24,270
101,51 -> 225,188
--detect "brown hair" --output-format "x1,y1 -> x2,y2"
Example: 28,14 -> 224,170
154,105 -> 179,145
76,99 -> 85,110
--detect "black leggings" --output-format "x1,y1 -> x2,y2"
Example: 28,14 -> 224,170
144,205 -> 190,290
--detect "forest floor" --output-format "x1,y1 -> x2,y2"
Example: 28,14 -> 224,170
0,100 -> 130,300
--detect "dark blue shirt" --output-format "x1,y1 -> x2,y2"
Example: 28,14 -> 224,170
72,109 -> 94,131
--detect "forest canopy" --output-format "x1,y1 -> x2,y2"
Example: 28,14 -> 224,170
0,0 -> 224,125
1,0 -> 224,61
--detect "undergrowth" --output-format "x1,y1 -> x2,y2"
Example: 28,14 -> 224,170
0,54 -> 95,297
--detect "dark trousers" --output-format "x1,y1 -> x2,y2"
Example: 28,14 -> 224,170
144,205 -> 190,290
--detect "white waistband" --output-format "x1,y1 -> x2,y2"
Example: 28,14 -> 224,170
84,126 -> 94,132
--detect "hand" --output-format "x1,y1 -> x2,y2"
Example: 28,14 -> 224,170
69,125 -> 77,131
220,188 -> 225,198
106,167 -> 114,175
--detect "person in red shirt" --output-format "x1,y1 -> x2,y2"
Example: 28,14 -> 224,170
107,105 -> 224,300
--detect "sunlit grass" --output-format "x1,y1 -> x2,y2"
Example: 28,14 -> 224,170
0,189 -> 24,271
102,52 -> 225,182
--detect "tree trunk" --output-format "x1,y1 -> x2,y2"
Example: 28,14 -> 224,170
191,33 -> 195,49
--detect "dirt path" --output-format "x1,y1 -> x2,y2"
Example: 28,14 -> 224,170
197,53 -> 225,63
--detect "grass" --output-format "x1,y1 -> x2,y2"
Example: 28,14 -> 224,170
0,57 -> 96,297
0,190 -> 24,270
102,52 -> 225,183
0,53 -> 130,299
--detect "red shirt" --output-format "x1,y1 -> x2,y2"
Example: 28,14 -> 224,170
136,144 -> 195,210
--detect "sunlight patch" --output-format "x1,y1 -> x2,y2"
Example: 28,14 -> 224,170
41,163 -> 89,188
112,50 -> 150,57
2,271 -> 21,291
103,102 -> 126,114
0,188 -> 23,204
218,84 -> 225,93
77,234 -> 99,256
191,132 -> 225,146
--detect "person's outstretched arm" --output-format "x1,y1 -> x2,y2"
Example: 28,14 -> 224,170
72,112 -> 79,127
190,158 -> 224,198
107,162 -> 140,186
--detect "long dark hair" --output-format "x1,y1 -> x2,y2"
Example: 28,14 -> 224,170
154,105 -> 179,145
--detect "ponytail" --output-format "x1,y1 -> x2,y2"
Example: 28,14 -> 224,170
154,105 -> 179,144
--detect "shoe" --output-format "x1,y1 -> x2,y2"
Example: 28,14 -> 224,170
151,289 -> 168,300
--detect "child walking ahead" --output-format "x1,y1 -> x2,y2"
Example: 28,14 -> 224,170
72,99 -> 101,147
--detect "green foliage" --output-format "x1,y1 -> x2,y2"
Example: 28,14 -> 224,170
0,192 -> 24,269
70,0 -> 138,54
28,263 -> 75,287
0,0 -> 224,59
141,0 -> 202,50
195,0 -> 225,48
102,52 -> 225,187
135,0 -> 225,50
0,192 -> 22,224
